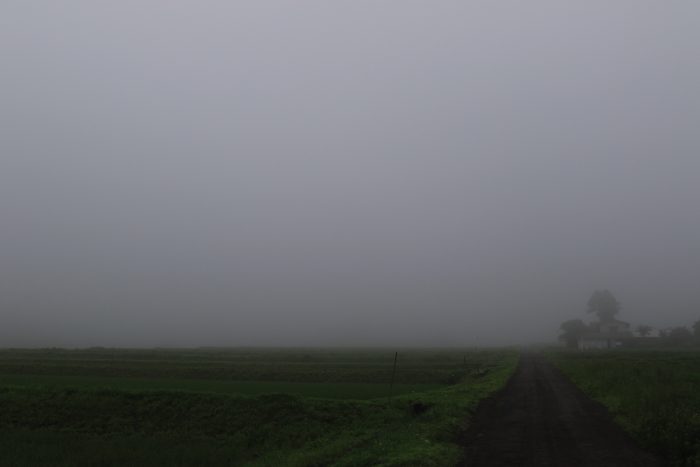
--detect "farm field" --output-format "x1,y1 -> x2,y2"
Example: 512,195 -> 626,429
549,350 -> 700,466
0,347 -> 503,385
0,347 -> 517,466
0,374 -> 440,400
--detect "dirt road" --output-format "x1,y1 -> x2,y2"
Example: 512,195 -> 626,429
460,353 -> 662,466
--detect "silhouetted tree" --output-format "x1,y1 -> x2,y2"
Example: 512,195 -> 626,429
693,320 -> 700,338
560,319 -> 588,349
587,290 -> 621,322
636,325 -> 652,337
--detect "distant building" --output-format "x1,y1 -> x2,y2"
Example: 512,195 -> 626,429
633,327 -> 662,338
578,319 -> 633,350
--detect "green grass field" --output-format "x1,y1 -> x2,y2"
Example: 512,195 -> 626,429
0,347 -> 496,384
0,347 -> 517,466
549,350 -> 700,466
0,374 -> 440,400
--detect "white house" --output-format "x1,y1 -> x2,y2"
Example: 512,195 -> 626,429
578,319 -> 633,350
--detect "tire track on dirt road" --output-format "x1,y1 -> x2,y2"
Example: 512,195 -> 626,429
460,353 -> 662,466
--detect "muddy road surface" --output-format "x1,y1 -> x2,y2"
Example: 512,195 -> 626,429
461,353 -> 662,466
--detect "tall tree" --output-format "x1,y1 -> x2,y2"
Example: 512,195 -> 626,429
560,319 -> 588,349
587,289 -> 621,322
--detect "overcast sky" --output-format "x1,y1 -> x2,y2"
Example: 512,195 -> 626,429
1,1 -> 698,347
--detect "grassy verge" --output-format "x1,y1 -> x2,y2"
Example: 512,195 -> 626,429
548,350 -> 700,466
0,349 -> 517,466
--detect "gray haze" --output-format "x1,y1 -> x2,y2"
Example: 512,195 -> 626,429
1,2 -> 699,347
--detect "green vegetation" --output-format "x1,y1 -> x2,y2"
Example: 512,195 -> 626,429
0,375 -> 439,400
0,348 -> 517,466
549,350 -> 700,466
0,347 -> 493,384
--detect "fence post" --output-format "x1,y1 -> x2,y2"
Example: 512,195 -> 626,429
389,351 -> 398,395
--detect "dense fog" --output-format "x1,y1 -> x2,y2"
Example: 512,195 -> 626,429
1,1 -> 698,347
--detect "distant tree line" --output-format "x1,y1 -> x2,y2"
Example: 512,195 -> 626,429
560,289 -> 700,349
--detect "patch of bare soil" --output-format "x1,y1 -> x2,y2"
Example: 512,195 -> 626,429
460,353 -> 663,466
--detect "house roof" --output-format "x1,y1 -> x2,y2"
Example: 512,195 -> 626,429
580,331 -> 633,340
